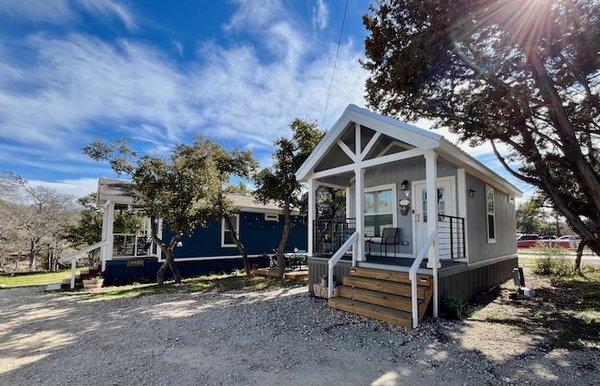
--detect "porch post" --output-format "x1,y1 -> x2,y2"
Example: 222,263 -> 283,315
307,177 -> 316,257
425,151 -> 439,318
354,167 -> 365,264
105,201 -> 115,263
100,201 -> 109,271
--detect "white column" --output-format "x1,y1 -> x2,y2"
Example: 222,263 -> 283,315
100,202 -> 109,271
354,167 -> 365,264
105,201 -> 115,262
307,178 -> 316,257
425,151 -> 439,268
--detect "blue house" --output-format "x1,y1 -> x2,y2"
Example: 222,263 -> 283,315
91,178 -> 307,285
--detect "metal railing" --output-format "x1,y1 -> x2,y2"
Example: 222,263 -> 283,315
313,218 -> 356,257
59,240 -> 108,289
437,214 -> 465,260
113,233 -> 156,257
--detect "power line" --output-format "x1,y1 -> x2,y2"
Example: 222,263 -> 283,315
321,0 -> 350,128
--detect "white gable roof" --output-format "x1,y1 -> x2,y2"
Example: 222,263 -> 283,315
296,104 -> 522,197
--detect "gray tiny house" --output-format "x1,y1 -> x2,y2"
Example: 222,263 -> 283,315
296,104 -> 521,328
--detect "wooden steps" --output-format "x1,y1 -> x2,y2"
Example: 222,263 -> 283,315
328,267 -> 433,328
59,265 -> 104,290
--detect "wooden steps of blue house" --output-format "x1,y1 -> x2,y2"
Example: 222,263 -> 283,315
57,265 -> 104,290
328,267 -> 433,327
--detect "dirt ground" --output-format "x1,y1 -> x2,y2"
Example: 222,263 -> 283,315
1,268 -> 598,386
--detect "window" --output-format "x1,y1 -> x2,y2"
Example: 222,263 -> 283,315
264,213 -> 279,222
221,214 -> 239,247
364,185 -> 396,236
486,186 -> 496,243
420,187 -> 447,222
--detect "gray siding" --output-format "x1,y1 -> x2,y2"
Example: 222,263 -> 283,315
438,257 -> 517,302
347,157 -> 458,255
466,173 -> 517,263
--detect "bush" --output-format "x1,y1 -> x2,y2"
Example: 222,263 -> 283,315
443,297 -> 465,319
533,246 -> 573,276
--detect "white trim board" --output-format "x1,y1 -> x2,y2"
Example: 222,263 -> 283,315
158,254 -> 264,263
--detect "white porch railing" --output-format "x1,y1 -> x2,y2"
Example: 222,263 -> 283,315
328,231 -> 358,298
409,231 -> 437,328
59,240 -> 108,289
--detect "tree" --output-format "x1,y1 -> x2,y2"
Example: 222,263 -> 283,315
254,119 -> 325,278
363,0 -> 600,256
317,186 -> 346,219
516,198 -> 544,234
208,144 -> 258,276
84,138 -> 221,284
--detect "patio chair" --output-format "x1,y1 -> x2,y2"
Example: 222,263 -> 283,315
365,228 -> 399,257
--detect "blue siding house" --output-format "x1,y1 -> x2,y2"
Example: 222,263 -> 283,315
94,178 -> 307,285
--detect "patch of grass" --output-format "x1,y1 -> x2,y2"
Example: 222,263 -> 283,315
0,268 -> 84,288
81,270 -> 307,301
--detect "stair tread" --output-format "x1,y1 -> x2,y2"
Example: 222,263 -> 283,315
343,275 -> 426,299
336,285 -> 418,312
350,267 -> 432,286
328,297 -> 412,328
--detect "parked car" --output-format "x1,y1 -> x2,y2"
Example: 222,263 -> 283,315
517,234 -> 540,248
539,235 -> 556,240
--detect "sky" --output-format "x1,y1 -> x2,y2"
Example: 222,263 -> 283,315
0,0 -> 534,200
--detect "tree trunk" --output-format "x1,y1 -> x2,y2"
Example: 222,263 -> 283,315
275,201 -> 292,279
223,215 -> 252,276
149,217 -> 182,285
28,240 -> 35,270
575,239 -> 588,274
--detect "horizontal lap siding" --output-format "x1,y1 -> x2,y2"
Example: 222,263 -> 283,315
439,257 -> 517,302
466,173 -> 517,264
308,258 -> 352,295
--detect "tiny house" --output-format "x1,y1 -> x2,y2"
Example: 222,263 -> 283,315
92,178 -> 307,285
295,104 -> 522,328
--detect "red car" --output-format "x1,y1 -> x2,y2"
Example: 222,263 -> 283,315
517,234 -> 572,249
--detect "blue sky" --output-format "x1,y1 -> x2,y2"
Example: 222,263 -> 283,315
0,0 -> 533,200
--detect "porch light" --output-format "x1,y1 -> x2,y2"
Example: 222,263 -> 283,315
400,180 -> 409,191
469,189 -> 475,198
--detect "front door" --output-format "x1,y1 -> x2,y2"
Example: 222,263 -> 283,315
412,177 -> 456,256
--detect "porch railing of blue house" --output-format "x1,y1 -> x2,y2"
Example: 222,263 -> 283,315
437,214 -> 466,260
312,218 -> 356,258
113,233 -> 157,257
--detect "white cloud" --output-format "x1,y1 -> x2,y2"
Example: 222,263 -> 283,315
313,0 -> 329,31
28,177 -> 98,198
0,0 -> 135,30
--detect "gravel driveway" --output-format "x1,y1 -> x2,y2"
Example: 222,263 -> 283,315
0,280 -> 597,385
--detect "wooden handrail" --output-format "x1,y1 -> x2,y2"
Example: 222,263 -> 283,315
327,231 -> 358,298
409,231 -> 436,328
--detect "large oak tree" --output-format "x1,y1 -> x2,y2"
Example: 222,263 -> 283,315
363,0 -> 600,255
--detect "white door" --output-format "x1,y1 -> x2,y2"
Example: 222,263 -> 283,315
412,177 -> 456,256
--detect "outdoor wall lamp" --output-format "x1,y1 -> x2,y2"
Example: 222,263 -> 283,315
400,180 -> 409,191
469,189 -> 476,198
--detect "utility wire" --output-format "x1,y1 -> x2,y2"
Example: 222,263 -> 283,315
321,0 -> 350,128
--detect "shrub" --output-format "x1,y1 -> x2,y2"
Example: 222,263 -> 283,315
533,245 -> 573,276
443,297 -> 465,319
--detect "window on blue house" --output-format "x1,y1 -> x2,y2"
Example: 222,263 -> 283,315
221,214 -> 239,247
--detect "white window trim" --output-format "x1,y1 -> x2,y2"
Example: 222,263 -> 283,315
486,185 -> 496,244
364,183 -> 397,233
221,214 -> 240,248
264,213 -> 279,222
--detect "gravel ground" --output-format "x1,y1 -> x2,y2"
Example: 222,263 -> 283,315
0,275 -> 598,386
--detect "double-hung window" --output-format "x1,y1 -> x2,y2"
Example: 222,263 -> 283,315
364,185 -> 396,237
486,186 -> 496,243
221,214 -> 240,247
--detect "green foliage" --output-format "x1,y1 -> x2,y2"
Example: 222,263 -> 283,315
443,297 -> 465,319
362,0 -> 600,255
533,246 -> 573,276
516,198 -> 544,234
253,118 -> 325,211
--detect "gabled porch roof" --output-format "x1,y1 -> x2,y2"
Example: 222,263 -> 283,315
296,104 -> 522,197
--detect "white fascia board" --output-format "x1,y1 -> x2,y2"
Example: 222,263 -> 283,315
295,104 -> 441,181
437,139 -> 523,197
